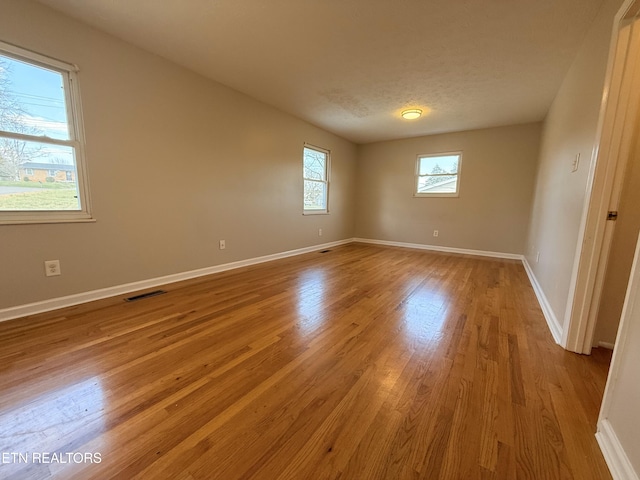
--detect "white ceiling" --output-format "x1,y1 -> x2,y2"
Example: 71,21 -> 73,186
37,0 -> 606,144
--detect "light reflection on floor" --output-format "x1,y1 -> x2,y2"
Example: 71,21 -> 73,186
295,268 -> 327,335
400,282 -> 451,344
0,377 -> 106,478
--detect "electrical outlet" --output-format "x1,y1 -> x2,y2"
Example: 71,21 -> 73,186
219,240 -> 226,250
44,260 -> 61,277
433,230 -> 439,237
318,228 -> 323,236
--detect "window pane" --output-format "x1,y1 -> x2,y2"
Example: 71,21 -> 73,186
417,175 -> 458,194
0,54 -> 70,140
304,179 -> 326,210
303,147 -> 326,181
0,139 -> 80,211
418,155 -> 459,175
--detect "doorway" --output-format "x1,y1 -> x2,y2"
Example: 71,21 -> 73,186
563,1 -> 640,354
592,121 -> 640,349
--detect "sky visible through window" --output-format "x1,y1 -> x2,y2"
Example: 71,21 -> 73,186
0,54 -> 73,163
418,155 -> 459,175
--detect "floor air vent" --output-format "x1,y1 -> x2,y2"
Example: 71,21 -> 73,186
125,290 -> 167,302
319,250 -> 331,253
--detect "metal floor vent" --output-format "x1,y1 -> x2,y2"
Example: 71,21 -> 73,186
319,249 -> 331,253
125,290 -> 167,302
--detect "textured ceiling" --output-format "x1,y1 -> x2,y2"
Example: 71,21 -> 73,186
36,0 -> 606,144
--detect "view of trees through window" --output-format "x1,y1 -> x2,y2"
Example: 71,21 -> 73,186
416,153 -> 461,195
303,146 -> 328,212
0,52 -> 81,212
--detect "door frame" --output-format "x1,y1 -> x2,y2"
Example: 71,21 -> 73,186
563,0 -> 640,354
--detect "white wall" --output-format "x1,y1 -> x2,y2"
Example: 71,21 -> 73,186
355,123 -> 541,254
0,0 -> 358,310
525,0 -> 624,334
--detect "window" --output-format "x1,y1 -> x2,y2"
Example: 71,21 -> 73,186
303,144 -> 329,214
0,41 -> 91,224
415,152 -> 462,197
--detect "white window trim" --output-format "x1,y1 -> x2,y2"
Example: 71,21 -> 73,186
303,143 -> 330,215
414,151 -> 463,198
0,41 -> 93,225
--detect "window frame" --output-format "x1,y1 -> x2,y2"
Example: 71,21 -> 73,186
414,151 -> 463,198
0,41 -> 92,225
302,143 -> 330,215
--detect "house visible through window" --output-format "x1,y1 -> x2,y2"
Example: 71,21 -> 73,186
303,144 -> 329,213
0,41 -> 91,224
415,152 -> 462,197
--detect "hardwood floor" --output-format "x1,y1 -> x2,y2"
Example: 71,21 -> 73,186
0,243 -> 612,479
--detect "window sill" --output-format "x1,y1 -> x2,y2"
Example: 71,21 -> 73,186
413,193 -> 460,198
303,210 -> 329,215
0,213 -> 96,225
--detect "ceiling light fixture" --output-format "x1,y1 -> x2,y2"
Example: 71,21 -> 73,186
401,108 -> 422,120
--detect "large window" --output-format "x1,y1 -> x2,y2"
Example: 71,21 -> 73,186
0,41 -> 91,224
415,152 -> 462,197
303,144 -> 330,214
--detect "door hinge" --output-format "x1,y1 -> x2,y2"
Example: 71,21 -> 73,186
607,211 -> 618,221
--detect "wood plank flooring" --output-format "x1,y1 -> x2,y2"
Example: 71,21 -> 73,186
0,243 -> 612,479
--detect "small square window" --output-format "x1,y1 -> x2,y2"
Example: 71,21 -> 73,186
415,152 -> 462,197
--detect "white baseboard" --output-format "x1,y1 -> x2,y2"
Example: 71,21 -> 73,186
0,238 -> 354,323
598,341 -> 616,350
597,419 -> 639,480
521,257 -> 563,344
353,237 -> 523,260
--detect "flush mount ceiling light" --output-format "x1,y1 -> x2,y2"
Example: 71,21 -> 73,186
401,108 -> 422,120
